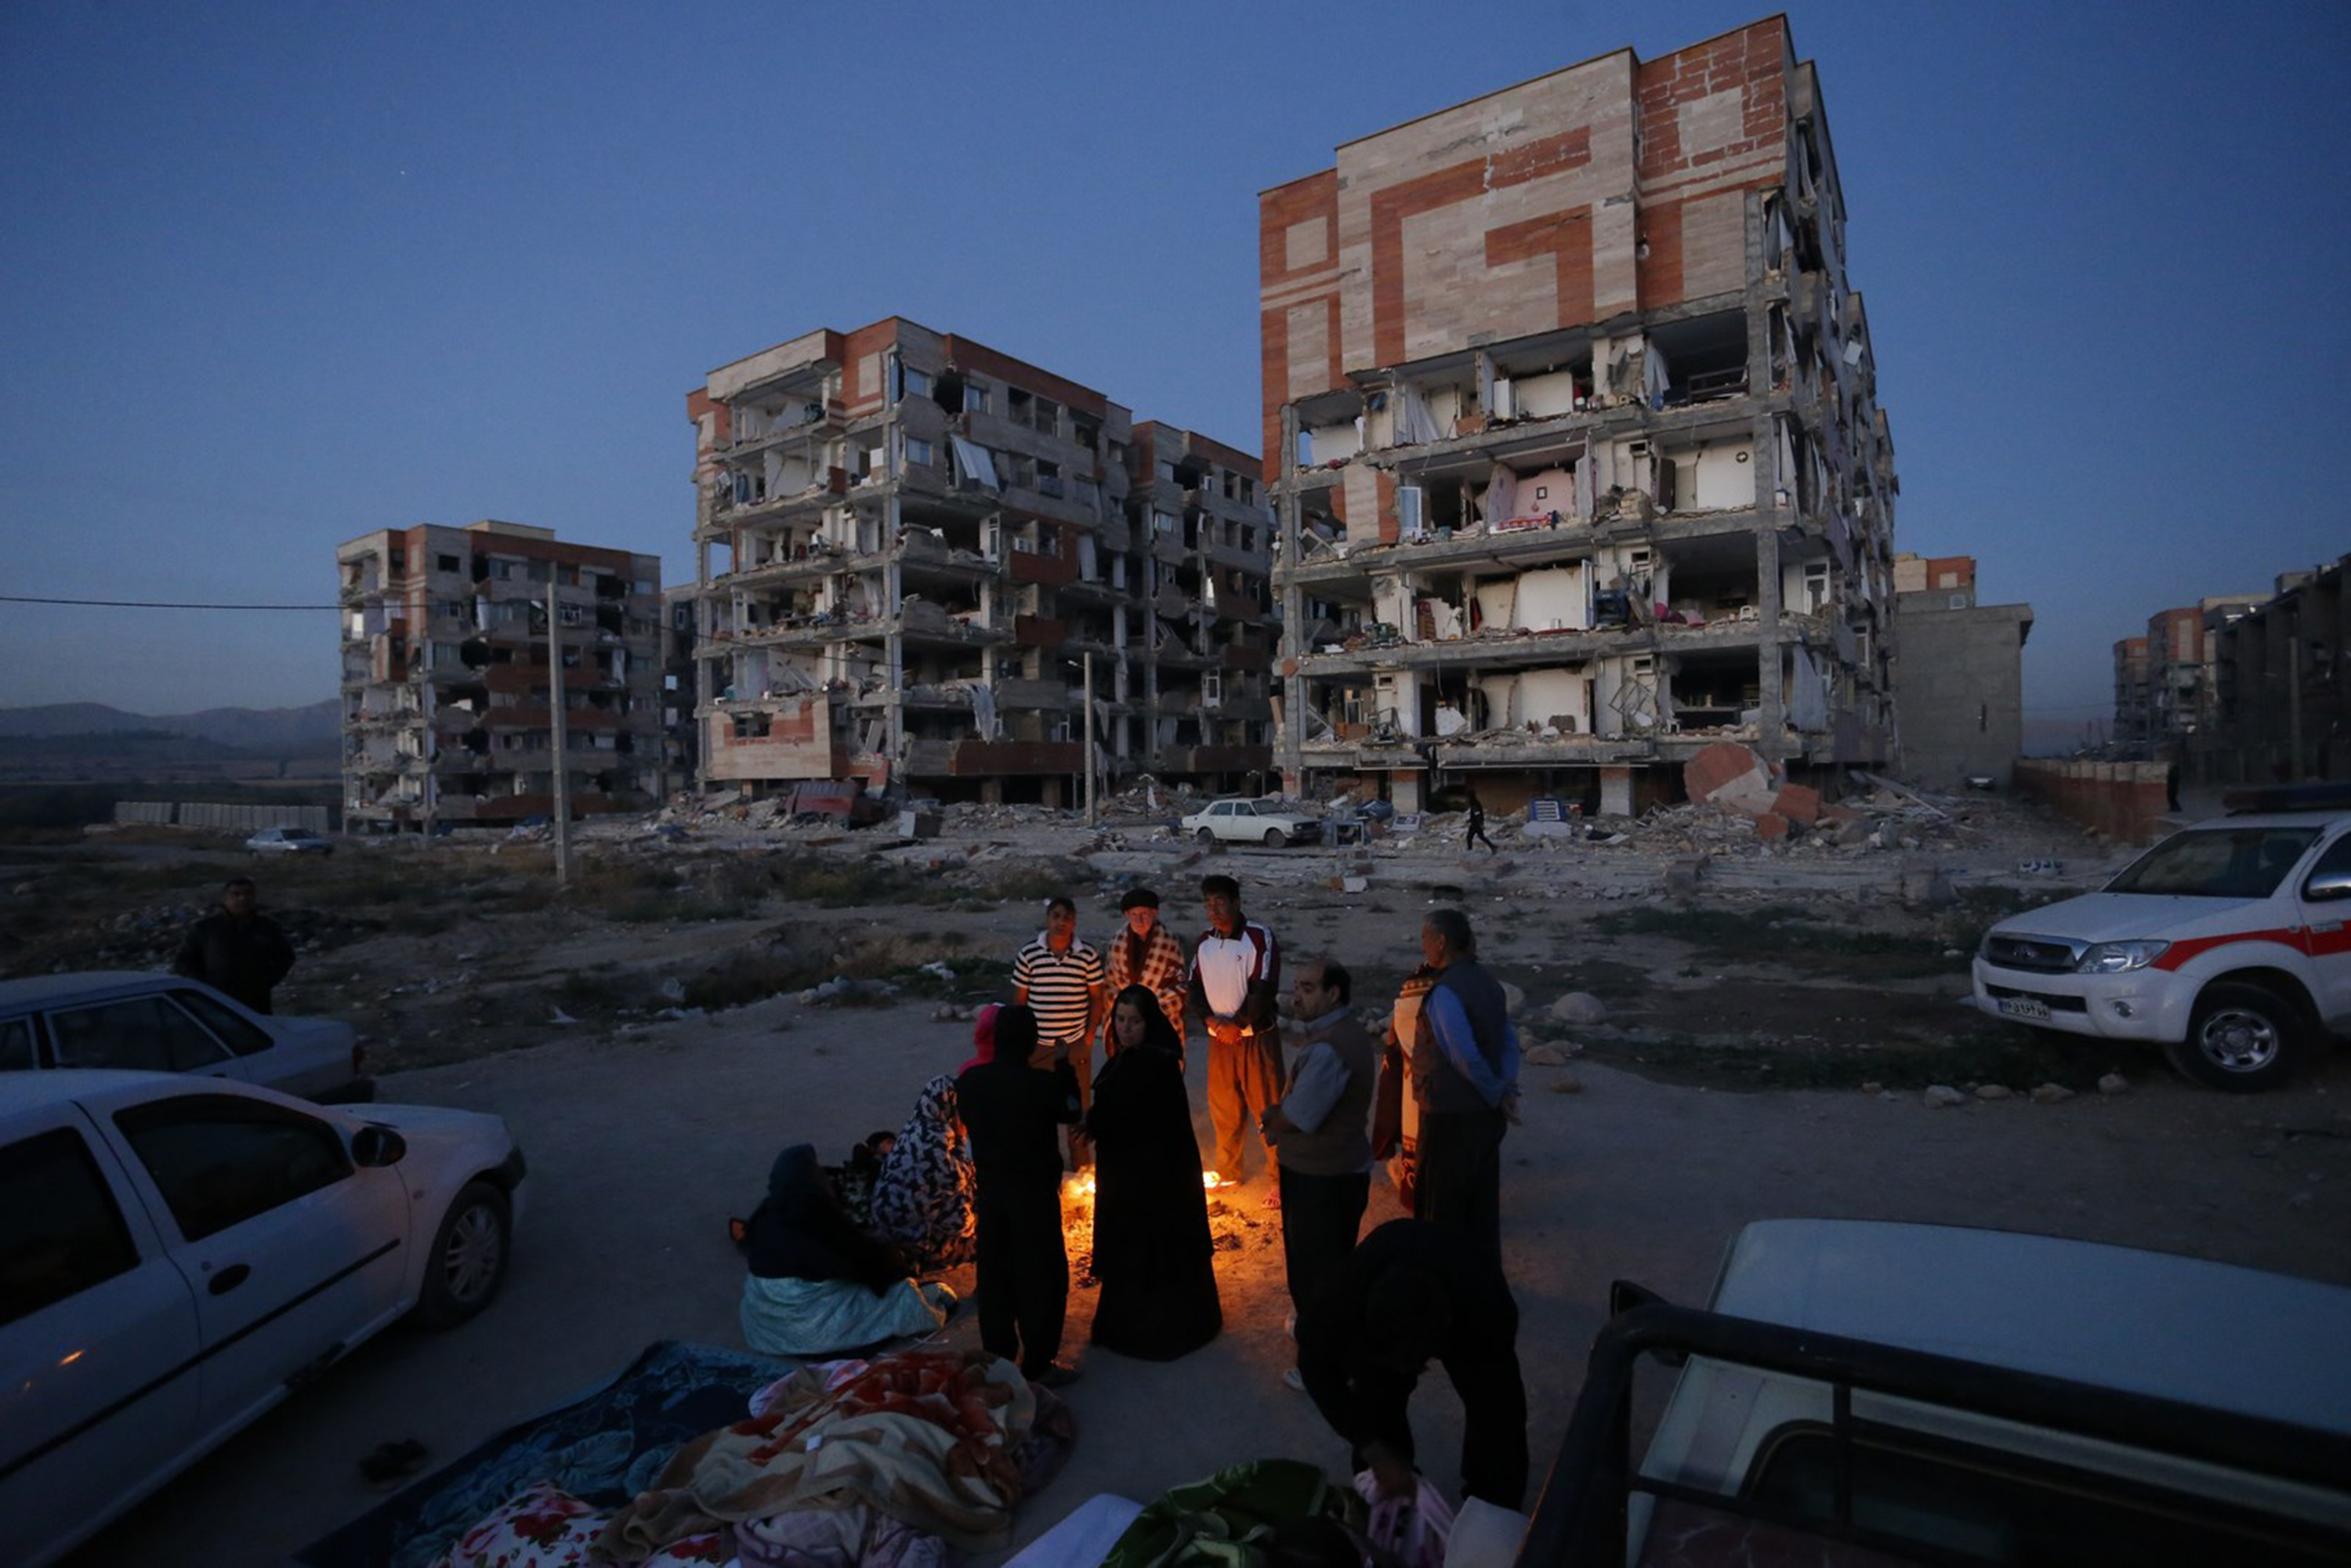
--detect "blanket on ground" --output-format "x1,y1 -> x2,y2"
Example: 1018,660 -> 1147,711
597,1350 -> 1035,1562
292,1341 -> 793,1568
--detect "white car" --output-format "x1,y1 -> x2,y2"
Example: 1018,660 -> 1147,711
1525,1220 -> 2351,1565
1179,797 -> 1324,847
0,1070 -> 525,1567
1970,795 -> 2351,1090
0,972 -> 372,1103
245,827 -> 334,856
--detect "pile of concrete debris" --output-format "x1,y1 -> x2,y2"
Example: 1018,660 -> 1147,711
1673,741 -> 2001,853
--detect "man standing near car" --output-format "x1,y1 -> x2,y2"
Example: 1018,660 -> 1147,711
1190,873 -> 1281,1193
1411,908 -> 1519,1256
173,876 -> 296,1014
1014,896 -> 1108,1170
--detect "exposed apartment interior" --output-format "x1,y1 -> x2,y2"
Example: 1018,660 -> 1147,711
1265,17 -> 1899,815
687,318 -> 1275,802
339,520 -> 661,831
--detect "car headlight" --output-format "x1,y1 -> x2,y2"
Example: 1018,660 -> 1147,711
2075,940 -> 2169,974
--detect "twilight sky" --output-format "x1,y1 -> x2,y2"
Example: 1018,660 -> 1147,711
3,0 -> 2346,746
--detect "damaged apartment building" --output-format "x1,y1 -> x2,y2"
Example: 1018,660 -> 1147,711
338,521 -> 663,831
1261,16 -> 1897,815
686,319 -> 1275,802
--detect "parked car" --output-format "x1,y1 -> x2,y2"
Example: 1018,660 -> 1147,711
1522,1219 -> 2351,1566
0,972 -> 372,1103
0,1070 -> 527,1566
1179,797 -> 1324,847
245,826 -> 333,856
1970,786 -> 2351,1090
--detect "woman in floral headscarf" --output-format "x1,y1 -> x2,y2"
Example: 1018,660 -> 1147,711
869,1016 -> 985,1269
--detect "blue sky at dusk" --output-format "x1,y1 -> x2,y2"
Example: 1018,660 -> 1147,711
3,1 -> 2346,747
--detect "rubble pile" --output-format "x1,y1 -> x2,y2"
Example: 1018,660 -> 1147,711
41,902 -> 379,975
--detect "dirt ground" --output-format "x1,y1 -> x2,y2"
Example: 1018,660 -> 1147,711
8,790 -> 2348,1565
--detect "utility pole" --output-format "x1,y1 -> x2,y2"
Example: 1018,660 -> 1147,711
1083,651 -> 1098,827
548,581 -> 573,886
2288,635 -> 2304,783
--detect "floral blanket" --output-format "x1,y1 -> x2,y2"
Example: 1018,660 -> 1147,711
598,1350 -> 1038,1561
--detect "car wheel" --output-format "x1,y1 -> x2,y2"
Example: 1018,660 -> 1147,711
2166,981 -> 2307,1092
1197,827 -> 1217,844
1263,828 -> 1285,847
417,1179 -> 511,1327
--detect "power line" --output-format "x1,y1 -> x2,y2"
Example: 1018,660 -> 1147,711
0,594 -> 342,610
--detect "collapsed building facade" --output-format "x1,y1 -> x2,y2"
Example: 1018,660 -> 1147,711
1261,17 -> 1897,814
685,319 -> 1274,802
338,520 -> 663,831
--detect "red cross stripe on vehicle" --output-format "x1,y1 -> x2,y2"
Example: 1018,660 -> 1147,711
2152,925 -> 2351,970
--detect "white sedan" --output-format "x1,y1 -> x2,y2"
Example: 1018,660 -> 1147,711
0,971 -> 372,1104
245,827 -> 334,856
1179,797 -> 1324,847
0,1070 -> 526,1566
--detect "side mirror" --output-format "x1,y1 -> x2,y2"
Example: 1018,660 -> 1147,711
2304,870 -> 2351,904
351,1124 -> 407,1167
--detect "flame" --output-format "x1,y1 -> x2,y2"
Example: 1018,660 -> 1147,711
1202,1171 -> 1224,1189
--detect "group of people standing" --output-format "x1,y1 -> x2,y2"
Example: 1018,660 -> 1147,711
972,874 -> 1531,1506
736,871 -> 1531,1507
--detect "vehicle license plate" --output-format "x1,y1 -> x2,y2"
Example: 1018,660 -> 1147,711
1995,995 -> 2052,1023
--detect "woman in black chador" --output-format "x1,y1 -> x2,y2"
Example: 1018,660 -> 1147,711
1085,984 -> 1223,1358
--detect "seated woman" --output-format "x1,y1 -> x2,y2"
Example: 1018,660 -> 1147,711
737,1143 -> 949,1357
870,1073 -> 978,1269
1085,984 -> 1222,1360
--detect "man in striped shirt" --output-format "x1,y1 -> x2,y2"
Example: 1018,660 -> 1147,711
1014,896 -> 1109,1170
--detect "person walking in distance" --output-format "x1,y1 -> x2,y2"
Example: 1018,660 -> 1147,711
1463,788 -> 1498,854
1263,958 -> 1375,1389
1188,874 -> 1281,1195
172,876 -> 297,1014
1014,896 -> 1108,1169
1409,908 -> 1519,1255
955,1003 -> 1083,1388
1104,887 -> 1187,1049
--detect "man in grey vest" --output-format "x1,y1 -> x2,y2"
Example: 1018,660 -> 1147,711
1264,957 -> 1376,1387
1408,908 -> 1519,1256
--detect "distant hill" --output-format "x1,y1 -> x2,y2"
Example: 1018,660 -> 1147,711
0,699 -> 339,751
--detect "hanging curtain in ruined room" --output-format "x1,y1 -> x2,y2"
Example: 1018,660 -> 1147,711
1484,464 -> 1519,525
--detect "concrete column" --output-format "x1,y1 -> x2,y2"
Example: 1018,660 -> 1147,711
1755,525 -> 1786,750
1744,192 -> 1789,759
1277,403 -> 1307,794
885,490 -> 906,788
1600,765 -> 1636,817
693,532 -> 714,791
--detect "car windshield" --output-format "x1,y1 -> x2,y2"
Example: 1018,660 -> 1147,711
2106,827 -> 2320,899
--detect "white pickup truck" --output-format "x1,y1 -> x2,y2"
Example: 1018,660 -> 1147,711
1969,793 -> 2351,1091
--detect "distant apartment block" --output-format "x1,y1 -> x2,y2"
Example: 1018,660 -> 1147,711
1262,17 -> 1896,814
685,319 -> 1274,802
1889,552 -> 2032,788
2143,596 -> 2265,749
338,521 -> 662,832
2112,636 -> 2153,751
2196,554 -> 2350,785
